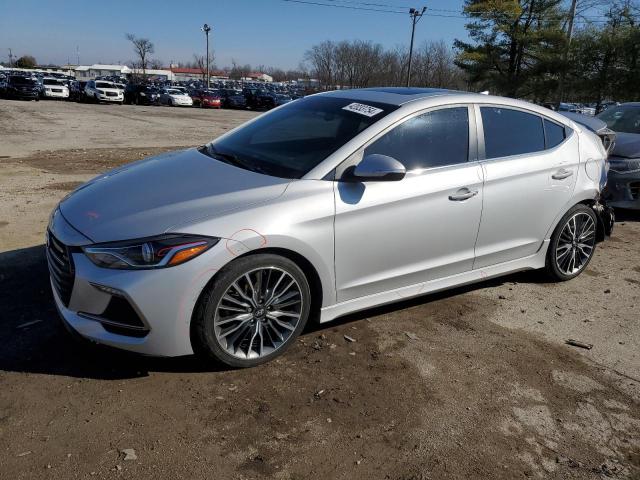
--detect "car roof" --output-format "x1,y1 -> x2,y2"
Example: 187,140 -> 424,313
316,87 -> 466,106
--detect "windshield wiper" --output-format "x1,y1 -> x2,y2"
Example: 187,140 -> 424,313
200,145 -> 267,175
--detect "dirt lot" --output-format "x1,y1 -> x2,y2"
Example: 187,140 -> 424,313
1,99 -> 639,479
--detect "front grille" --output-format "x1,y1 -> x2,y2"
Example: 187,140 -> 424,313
46,231 -> 75,306
630,182 -> 640,200
106,91 -> 117,97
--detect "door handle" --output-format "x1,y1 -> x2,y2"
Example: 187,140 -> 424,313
552,168 -> 573,180
449,188 -> 478,201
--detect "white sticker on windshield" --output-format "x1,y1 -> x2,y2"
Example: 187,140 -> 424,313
342,102 -> 384,117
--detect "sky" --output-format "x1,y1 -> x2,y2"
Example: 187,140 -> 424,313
0,0 -> 471,70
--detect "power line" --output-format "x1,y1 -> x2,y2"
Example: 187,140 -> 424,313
295,0 -> 619,20
280,0 -> 625,23
281,0 -> 405,14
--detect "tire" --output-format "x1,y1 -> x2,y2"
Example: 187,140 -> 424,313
192,254 -> 311,368
169,99 -> 173,107
545,204 -> 597,281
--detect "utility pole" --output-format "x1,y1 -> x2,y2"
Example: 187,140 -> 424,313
201,23 -> 212,89
76,45 -> 80,65
406,7 -> 427,87
558,0 -> 578,103
8,48 -> 13,68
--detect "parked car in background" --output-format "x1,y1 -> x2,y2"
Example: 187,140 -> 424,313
41,77 -> 70,100
85,80 -> 124,104
243,87 -> 277,109
219,89 -> 247,109
274,94 -> 293,107
159,88 -> 194,107
47,88 -> 613,367
597,103 -> 640,210
124,84 -> 160,105
558,111 -> 616,155
69,81 -> 88,102
191,89 -> 222,108
169,85 -> 189,95
596,101 -> 620,115
2,75 -> 40,101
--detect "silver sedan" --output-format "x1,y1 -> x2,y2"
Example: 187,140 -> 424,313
47,88 -> 613,367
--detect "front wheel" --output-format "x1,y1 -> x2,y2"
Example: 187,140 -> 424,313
192,254 -> 311,368
545,204 -> 597,281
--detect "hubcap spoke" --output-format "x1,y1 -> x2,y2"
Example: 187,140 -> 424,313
214,267 -> 303,360
555,212 -> 596,276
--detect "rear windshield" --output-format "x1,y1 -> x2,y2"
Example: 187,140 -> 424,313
205,96 -> 398,178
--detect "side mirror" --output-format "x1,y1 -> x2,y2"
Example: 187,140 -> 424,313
343,154 -> 406,182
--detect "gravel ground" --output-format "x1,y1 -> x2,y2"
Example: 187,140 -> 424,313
0,99 -> 639,479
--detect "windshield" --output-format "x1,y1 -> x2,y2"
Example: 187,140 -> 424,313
43,79 -> 61,85
95,82 -> 114,89
167,89 -> 183,95
10,76 -> 36,85
205,96 -> 398,178
597,105 -> 640,134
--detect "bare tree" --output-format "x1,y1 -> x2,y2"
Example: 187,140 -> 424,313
303,39 -> 462,90
193,54 -> 215,82
126,33 -> 154,79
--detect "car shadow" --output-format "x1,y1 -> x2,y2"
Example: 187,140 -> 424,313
614,208 -> 640,223
0,243 -> 551,380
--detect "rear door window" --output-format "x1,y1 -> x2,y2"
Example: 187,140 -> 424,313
481,107 -> 545,159
544,119 -> 566,149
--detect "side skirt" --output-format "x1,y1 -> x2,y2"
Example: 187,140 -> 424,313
319,240 -> 549,323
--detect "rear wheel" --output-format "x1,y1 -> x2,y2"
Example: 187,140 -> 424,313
545,204 -> 597,281
192,254 -> 311,368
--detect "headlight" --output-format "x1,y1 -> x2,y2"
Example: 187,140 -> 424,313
83,235 -> 219,269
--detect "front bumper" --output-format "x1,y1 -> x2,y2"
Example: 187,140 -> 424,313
97,94 -> 124,102
9,89 -> 38,99
606,170 -> 640,210
48,212 -> 237,356
44,89 -> 69,99
201,99 -> 221,108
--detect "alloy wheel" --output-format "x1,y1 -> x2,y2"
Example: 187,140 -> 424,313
213,267 -> 303,360
555,212 -> 596,276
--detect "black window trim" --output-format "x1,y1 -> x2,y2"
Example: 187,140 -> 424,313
474,103 -> 574,162
335,103 -> 477,180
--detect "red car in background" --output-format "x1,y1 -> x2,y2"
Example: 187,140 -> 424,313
191,89 -> 222,108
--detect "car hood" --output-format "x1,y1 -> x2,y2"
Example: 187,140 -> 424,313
611,132 -> 640,158
60,148 -> 290,243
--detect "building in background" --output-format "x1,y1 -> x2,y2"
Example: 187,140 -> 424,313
169,67 -> 229,83
243,72 -> 273,83
74,64 -> 132,79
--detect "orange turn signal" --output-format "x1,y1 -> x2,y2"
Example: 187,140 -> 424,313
168,244 -> 209,266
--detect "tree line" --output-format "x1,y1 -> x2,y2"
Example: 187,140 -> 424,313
304,39 -> 466,90
303,0 -> 640,104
